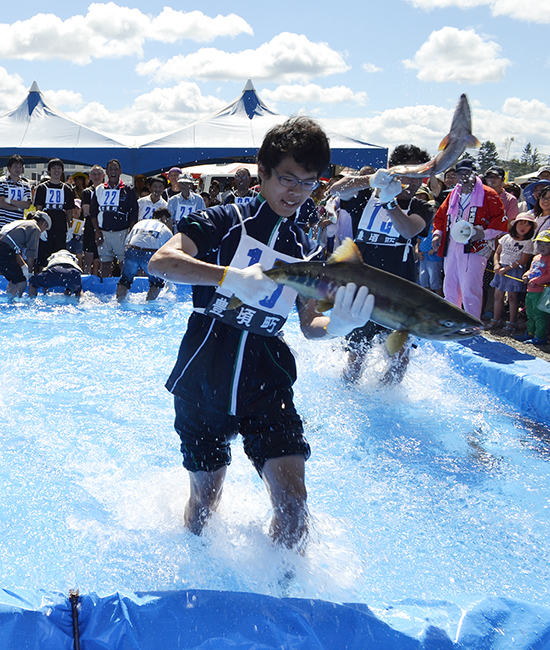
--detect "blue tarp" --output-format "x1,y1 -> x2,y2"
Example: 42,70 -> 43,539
1,589 -> 550,649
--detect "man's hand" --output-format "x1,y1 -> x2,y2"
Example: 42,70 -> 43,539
369,169 -> 403,204
221,263 -> 278,304
326,283 -> 375,337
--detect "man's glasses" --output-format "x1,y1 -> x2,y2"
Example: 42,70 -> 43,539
273,169 -> 320,192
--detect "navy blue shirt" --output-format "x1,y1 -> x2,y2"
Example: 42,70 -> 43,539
166,197 -> 322,415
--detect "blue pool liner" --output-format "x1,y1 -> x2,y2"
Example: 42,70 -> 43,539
2,277 -> 550,648
1,588 -> 550,649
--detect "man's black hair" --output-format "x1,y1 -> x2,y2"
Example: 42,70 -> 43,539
257,116 -> 330,178
7,154 -> 24,169
152,206 -> 172,221
47,158 -> 64,172
388,144 -> 430,167
149,174 -> 167,188
106,159 -> 122,169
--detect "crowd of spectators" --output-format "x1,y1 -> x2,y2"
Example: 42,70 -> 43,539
0,152 -> 549,347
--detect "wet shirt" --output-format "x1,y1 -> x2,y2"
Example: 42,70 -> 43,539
0,220 -> 41,258
126,219 -> 173,250
166,197 -> 323,416
342,189 -> 433,281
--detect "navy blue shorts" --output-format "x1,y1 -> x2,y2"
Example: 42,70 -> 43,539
0,242 -> 24,284
29,266 -> 82,294
174,393 -> 310,475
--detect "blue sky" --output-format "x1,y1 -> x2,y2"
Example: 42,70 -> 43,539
0,0 -> 548,164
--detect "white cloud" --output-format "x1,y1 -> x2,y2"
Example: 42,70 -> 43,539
322,98 -> 550,163
405,0 -> 550,23
363,63 -> 382,73
43,90 -> 85,110
138,33 -> 350,83
149,7 -> 253,43
0,68 -> 27,113
67,82 -> 226,135
403,27 -> 510,84
261,84 -> 367,106
0,4 -> 253,64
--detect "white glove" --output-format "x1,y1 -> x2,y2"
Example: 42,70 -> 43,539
221,263 -> 278,305
370,169 -> 403,204
21,264 -> 32,280
326,283 -> 375,337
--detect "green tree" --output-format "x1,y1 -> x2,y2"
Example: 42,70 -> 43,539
477,141 -> 500,174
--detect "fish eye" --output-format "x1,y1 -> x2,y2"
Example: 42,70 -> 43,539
440,320 -> 456,328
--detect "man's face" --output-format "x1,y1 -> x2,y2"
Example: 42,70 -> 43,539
457,169 -> 476,194
106,162 -> 122,185
485,173 -> 503,192
150,181 -> 164,199
179,182 -> 192,199
235,169 -> 251,192
444,170 -> 457,188
398,175 -> 422,199
49,164 -> 63,182
538,171 -> 550,180
258,155 -> 318,219
8,161 -> 23,180
89,168 -> 104,186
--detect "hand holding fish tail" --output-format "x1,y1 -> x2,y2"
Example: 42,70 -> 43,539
326,283 -> 375,337
369,169 -> 403,204
221,263 -> 278,305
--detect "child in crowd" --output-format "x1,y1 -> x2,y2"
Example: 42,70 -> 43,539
416,229 -> 444,296
489,213 -> 535,332
515,229 -> 550,345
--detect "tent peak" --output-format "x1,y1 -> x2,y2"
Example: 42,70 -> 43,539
243,79 -> 255,92
29,81 -> 41,93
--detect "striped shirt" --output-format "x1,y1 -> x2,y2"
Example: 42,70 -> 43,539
0,176 -> 32,227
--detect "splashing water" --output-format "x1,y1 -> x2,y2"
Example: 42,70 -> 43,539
0,288 -> 549,638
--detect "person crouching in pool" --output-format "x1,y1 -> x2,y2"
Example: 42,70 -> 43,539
0,211 -> 51,297
148,116 -> 375,550
28,249 -> 83,298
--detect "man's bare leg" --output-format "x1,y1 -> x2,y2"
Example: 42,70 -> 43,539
184,467 -> 227,536
342,347 -> 367,383
146,285 -> 162,301
262,455 -> 308,550
116,283 -> 129,301
6,280 -> 27,297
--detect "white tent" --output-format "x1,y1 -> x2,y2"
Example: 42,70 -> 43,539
0,80 -> 388,177
136,80 -> 388,174
0,82 -> 135,171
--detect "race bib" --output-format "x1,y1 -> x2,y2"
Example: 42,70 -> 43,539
46,187 -> 65,210
8,186 -> 24,202
205,233 -> 300,336
234,195 -> 253,205
100,188 -> 121,212
356,195 -> 401,246
141,205 -> 154,220
176,203 -> 194,221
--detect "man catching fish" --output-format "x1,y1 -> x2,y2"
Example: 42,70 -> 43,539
329,94 -> 481,384
329,144 -> 435,383
148,117 -> 374,551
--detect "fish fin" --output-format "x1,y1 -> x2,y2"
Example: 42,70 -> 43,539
438,134 -> 450,151
227,295 -> 242,310
272,260 -> 286,268
327,238 -> 364,265
316,299 -> 334,312
386,330 -> 409,356
466,135 -> 481,149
